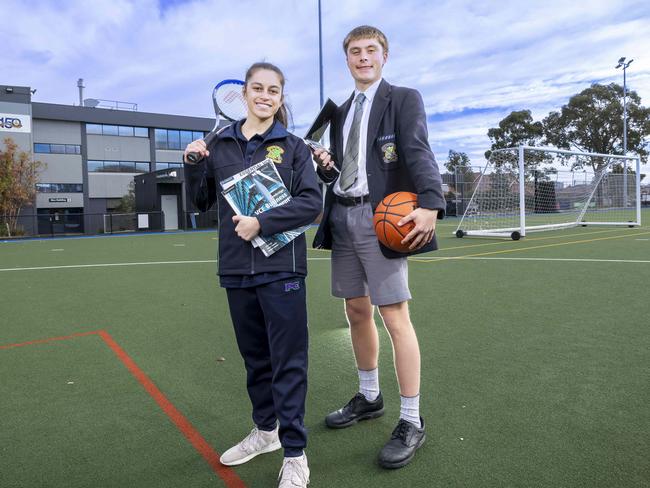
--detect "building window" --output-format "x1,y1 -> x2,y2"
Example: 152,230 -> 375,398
86,124 -> 149,137
180,130 -> 193,148
36,183 -> 83,193
87,160 -> 150,173
154,129 -> 167,149
156,162 -> 183,171
102,125 -> 119,136
87,160 -> 103,172
155,129 -> 204,150
87,124 -> 102,135
34,143 -> 81,154
118,126 -> 134,137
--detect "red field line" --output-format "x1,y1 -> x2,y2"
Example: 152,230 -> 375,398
0,330 -> 247,488
0,330 -> 100,349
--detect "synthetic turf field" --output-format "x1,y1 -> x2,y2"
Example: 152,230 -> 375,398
1,213 -> 649,488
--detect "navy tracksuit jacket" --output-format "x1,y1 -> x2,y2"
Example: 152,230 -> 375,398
185,120 -> 322,455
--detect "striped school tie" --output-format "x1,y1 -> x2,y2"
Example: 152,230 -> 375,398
339,93 -> 366,190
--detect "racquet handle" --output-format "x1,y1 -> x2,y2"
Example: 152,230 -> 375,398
185,131 -> 219,164
186,151 -> 201,163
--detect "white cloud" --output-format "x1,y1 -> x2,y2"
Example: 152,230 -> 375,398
3,0 -> 649,174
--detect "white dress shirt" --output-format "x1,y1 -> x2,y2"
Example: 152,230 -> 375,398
333,78 -> 383,197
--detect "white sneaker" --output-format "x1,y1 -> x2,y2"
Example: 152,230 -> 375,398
278,453 -> 310,487
220,425 -> 281,466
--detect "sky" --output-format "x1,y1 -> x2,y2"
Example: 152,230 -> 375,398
3,0 -> 650,174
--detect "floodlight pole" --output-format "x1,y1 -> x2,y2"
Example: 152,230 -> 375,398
318,0 -> 324,107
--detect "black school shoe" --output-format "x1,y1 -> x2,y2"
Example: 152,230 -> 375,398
378,417 -> 426,469
325,392 -> 385,428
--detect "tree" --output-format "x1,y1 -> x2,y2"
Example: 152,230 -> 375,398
115,181 -> 136,213
445,149 -> 474,193
543,83 -> 650,170
485,110 -> 544,160
445,150 -> 475,216
0,137 -> 42,236
445,149 -> 470,173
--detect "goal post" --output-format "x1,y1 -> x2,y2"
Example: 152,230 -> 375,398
454,146 -> 641,240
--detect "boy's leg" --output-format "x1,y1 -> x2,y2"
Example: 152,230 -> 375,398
376,301 -> 426,469
377,302 -> 421,398
345,296 -> 378,372
326,202 -> 386,428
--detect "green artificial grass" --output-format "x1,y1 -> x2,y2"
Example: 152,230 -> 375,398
1,217 -> 649,487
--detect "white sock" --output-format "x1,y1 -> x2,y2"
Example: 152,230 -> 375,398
399,394 -> 421,428
358,368 -> 380,401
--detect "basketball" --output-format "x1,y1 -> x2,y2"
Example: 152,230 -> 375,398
373,192 -> 418,252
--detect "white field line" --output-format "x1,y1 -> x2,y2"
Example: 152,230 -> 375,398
0,255 -> 648,272
0,257 -> 333,272
410,256 -> 650,264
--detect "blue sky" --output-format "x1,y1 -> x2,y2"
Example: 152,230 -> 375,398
4,0 -> 650,173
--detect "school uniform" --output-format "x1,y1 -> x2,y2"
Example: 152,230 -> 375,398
314,78 -> 446,258
185,120 -> 322,456
313,78 -> 445,306
314,78 -> 444,468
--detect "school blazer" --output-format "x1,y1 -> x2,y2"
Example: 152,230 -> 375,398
313,79 -> 446,258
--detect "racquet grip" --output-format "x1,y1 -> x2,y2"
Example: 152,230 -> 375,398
185,130 -> 219,164
186,151 -> 201,163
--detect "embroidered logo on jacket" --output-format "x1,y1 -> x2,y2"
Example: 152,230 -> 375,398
266,145 -> 284,164
381,142 -> 398,163
285,281 -> 301,292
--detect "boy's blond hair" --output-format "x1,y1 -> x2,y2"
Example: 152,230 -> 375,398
343,25 -> 389,54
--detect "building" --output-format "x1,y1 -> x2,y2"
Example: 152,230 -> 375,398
0,84 -> 214,236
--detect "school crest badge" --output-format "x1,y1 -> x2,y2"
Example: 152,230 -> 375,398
381,142 -> 398,163
266,145 -> 284,164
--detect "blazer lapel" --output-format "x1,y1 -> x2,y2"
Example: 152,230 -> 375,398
366,79 -> 391,156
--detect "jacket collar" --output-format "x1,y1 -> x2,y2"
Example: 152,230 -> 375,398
218,119 -> 288,142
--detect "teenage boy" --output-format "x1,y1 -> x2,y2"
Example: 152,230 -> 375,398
312,25 -> 445,469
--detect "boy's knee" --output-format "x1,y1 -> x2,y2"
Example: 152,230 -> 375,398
345,298 -> 373,324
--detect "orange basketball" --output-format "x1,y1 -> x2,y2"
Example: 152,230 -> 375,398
373,192 -> 418,252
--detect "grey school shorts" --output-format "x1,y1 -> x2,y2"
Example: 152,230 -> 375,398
330,201 -> 411,306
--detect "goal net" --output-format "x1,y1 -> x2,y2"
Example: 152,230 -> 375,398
103,213 -> 137,234
455,146 -> 641,239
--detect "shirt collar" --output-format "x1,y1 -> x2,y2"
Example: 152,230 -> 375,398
234,119 -> 279,142
354,78 -> 382,105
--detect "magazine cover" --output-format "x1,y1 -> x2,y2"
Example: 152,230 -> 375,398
220,158 -> 310,257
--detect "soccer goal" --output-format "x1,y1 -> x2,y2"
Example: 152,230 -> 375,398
454,146 -> 641,240
103,213 -> 137,234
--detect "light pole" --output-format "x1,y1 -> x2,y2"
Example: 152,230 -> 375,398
615,56 -> 633,206
318,0 -> 324,107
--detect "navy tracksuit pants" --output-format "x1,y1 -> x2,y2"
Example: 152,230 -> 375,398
226,277 -> 308,457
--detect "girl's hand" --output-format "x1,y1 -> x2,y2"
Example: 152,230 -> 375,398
232,215 -> 261,241
183,139 -> 208,164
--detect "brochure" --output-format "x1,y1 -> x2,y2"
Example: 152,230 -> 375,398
220,158 -> 309,257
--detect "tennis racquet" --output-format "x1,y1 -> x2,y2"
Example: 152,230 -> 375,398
186,79 -> 248,163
